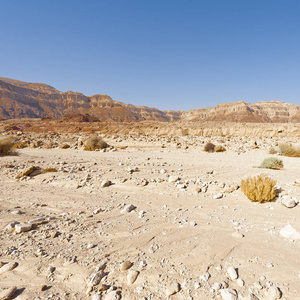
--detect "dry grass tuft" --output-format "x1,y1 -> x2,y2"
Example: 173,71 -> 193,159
215,145 -> 226,152
241,174 -> 277,203
84,135 -> 109,151
0,137 -> 17,156
43,168 -> 58,173
204,142 -> 216,153
278,143 -> 300,157
260,157 -> 283,170
269,147 -> 277,155
12,142 -> 28,149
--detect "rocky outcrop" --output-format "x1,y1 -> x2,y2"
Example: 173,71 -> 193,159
0,77 -> 299,123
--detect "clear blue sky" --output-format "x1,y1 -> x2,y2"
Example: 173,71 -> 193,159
0,0 -> 299,110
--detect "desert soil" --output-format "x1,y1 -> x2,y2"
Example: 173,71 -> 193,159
0,134 -> 300,300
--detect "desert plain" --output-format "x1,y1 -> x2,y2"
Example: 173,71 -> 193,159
0,129 -> 300,300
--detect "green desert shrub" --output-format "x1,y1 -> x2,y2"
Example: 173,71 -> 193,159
241,174 -> 277,203
260,157 -> 283,170
204,142 -> 215,153
215,145 -> 226,152
0,137 -> 16,156
279,143 -> 300,157
84,135 -> 108,151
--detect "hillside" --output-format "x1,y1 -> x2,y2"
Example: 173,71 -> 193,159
0,77 -> 299,122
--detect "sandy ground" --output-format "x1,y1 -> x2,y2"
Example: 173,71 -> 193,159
0,140 -> 300,300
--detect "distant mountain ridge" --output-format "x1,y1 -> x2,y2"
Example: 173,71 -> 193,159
0,76 -> 299,123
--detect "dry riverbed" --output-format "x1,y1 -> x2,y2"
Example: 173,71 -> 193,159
0,136 -> 300,300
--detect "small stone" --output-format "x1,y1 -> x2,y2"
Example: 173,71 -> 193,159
213,193 -> 223,199
4,222 -> 19,234
29,218 -> 48,225
87,271 -> 105,287
259,275 -> 266,281
93,208 -> 103,214
100,180 -> 112,188
104,290 -> 121,300
227,266 -> 238,280
120,261 -> 133,271
199,272 -> 210,282
266,286 -> 282,300
16,166 -> 40,179
48,266 -> 55,273
194,282 -> 201,289
237,278 -> 244,287
212,282 -> 222,291
0,286 -> 17,300
15,223 -> 32,234
91,294 -> 102,300
99,284 -> 110,292
10,210 -> 22,215
168,175 -> 179,183
232,232 -> 244,238
41,285 -> 47,291
280,224 -> 300,240
87,243 -> 97,249
121,204 -> 136,214
281,196 -> 297,208
220,288 -> 238,300
166,281 -> 180,297
0,262 -> 18,274
127,269 -> 139,284
51,231 -> 59,238
148,242 -> 159,253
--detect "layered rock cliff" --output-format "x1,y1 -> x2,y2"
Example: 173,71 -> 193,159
0,76 -> 299,123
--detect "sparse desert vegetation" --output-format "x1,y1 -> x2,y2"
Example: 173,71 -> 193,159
204,142 -> 215,152
260,157 -> 284,170
0,136 -> 16,156
279,143 -> 300,157
0,131 -> 299,300
241,174 -> 277,203
83,135 -> 108,151
215,145 -> 226,152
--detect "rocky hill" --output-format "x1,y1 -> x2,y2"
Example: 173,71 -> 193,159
0,76 -> 299,122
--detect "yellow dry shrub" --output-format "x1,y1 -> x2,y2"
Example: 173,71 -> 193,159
241,174 -> 277,203
0,137 -> 16,156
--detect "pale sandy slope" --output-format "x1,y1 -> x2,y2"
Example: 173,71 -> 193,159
0,143 -> 300,299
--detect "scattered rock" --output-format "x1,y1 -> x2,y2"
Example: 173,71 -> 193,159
0,286 -> 17,300
148,242 -> 159,253
232,232 -> 244,238
120,261 -> 132,271
91,294 -> 102,300
199,272 -> 210,282
281,196 -> 297,208
104,290 -> 121,300
14,223 -> 32,234
0,262 -> 18,274
166,281 -> 180,297
168,175 -> 179,183
100,180 -> 112,188
87,271 -> 105,287
227,266 -> 238,280
127,269 -> 139,284
16,166 -> 41,179
220,288 -> 238,300
280,224 -> 300,240
121,204 -> 136,214
266,285 -> 282,300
